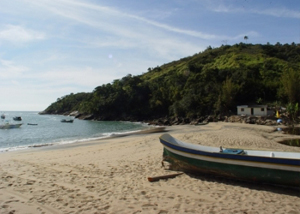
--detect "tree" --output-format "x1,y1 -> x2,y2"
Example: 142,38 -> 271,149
286,102 -> 299,121
281,67 -> 300,104
216,77 -> 240,114
244,36 -> 248,42
42,43 -> 300,121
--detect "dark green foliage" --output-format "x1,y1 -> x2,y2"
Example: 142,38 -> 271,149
45,92 -> 92,114
44,43 -> 300,120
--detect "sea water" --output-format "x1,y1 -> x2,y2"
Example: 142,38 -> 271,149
0,111 -> 149,153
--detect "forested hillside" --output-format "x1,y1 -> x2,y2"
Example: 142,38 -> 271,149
42,43 -> 300,122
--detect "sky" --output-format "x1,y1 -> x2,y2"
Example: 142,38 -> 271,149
0,0 -> 299,111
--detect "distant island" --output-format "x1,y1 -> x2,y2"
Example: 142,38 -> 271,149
41,43 -> 300,124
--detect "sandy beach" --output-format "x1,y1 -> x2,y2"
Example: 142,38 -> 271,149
0,122 -> 299,214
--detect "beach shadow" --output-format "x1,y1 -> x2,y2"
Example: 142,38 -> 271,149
185,172 -> 300,197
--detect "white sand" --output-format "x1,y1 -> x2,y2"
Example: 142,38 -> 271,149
0,122 -> 299,214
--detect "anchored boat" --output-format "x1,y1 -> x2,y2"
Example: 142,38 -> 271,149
0,123 -> 23,129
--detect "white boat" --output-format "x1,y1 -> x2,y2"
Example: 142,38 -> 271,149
0,123 -> 23,129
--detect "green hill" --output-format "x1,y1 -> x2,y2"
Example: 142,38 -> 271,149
42,43 -> 300,122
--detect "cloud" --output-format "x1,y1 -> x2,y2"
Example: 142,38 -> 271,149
131,16 -> 218,40
254,8 -> 300,19
38,66 -> 115,88
210,2 -> 300,19
0,58 -> 29,78
0,25 -> 45,44
26,0 -> 219,40
211,4 -> 242,13
19,0 -> 221,61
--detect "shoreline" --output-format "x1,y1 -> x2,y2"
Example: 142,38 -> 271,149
0,122 -> 299,213
0,124 -> 161,154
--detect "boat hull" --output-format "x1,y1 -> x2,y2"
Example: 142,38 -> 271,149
0,124 -> 22,129
13,117 -> 22,121
160,134 -> 300,188
61,119 -> 74,123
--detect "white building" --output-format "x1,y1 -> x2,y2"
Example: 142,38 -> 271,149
237,105 -> 270,116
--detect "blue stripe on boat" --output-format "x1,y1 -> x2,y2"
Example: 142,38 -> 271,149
159,138 -> 300,166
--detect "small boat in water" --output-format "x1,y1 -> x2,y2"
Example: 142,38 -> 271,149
27,123 -> 38,125
159,133 -> 300,188
13,116 -> 22,121
1,114 -> 5,119
0,123 -> 22,129
61,119 -> 74,123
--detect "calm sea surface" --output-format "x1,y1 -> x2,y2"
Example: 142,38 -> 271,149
0,111 -> 150,153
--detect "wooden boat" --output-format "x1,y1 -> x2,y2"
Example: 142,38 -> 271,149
159,133 -> 300,188
0,123 -> 22,129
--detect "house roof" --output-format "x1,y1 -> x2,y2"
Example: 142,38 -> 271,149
237,105 -> 267,108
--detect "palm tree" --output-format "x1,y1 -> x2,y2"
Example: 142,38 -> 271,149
244,36 -> 248,42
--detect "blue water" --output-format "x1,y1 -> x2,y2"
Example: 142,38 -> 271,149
0,111 -> 150,153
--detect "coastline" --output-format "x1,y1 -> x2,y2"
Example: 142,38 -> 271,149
0,122 -> 299,213
0,119 -> 154,153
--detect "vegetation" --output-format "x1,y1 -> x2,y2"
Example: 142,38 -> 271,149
43,43 -> 300,121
